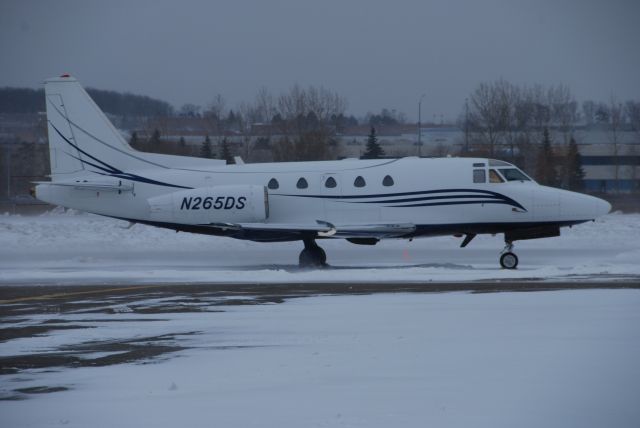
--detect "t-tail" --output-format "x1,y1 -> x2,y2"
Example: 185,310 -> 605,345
44,74 -> 165,180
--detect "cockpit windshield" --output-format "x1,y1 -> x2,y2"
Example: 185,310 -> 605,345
499,168 -> 531,182
489,169 -> 504,183
481,160 -> 534,183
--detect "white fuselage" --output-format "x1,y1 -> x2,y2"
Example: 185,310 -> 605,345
36,156 -> 610,241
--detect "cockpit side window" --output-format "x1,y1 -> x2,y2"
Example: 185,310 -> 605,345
500,168 -> 531,182
473,169 -> 486,183
489,169 -> 504,183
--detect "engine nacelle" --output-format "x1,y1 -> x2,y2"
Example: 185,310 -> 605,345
148,185 -> 268,224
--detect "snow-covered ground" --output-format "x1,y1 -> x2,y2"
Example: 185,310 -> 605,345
0,211 -> 638,284
2,290 -> 639,428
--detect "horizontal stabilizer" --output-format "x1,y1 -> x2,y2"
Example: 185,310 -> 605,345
34,179 -> 134,192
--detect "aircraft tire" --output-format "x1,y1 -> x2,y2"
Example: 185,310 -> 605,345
500,252 -> 518,269
317,246 -> 327,265
299,245 -> 327,268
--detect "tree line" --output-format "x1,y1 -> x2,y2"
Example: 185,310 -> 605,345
3,79 -> 639,200
139,84 -> 352,162
126,77 -> 640,193
0,87 -> 173,117
462,79 -> 640,191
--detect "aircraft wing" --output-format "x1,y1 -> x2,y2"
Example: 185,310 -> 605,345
209,220 -> 415,239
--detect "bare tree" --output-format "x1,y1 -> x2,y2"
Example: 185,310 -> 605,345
547,84 -> 578,186
582,100 -> 596,126
513,86 -> 538,171
465,80 -> 578,180
626,101 -> 640,136
609,97 -> 624,193
626,100 -> 640,192
255,86 -> 276,125
271,84 -> 347,161
203,94 -> 226,136
499,81 -> 519,161
595,102 -> 610,124
179,103 -> 201,117
270,136 -> 295,162
238,101 -> 260,160
535,127 -> 559,186
548,83 -> 576,143
468,80 -> 509,157
531,84 -> 551,130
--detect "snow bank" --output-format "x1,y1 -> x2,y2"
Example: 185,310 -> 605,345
1,211 -> 638,284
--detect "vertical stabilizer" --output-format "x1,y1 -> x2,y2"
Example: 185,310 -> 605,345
44,74 -> 162,180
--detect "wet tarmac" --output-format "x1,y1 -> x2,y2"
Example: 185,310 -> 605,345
1,280 -> 639,401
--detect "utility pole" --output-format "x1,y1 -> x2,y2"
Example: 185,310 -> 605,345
417,93 -> 426,157
464,98 -> 469,154
4,145 -> 10,200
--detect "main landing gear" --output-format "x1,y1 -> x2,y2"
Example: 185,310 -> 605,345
499,242 -> 518,269
299,238 -> 327,268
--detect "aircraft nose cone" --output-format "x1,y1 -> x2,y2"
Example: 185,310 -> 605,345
556,189 -> 611,220
594,196 -> 611,217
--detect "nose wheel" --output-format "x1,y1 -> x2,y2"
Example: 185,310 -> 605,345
499,242 -> 518,269
299,239 -> 327,268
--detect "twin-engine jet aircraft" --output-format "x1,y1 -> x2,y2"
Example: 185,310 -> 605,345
35,75 -> 611,269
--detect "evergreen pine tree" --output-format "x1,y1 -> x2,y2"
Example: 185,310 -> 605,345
149,129 -> 161,146
535,127 -> 558,186
129,131 -> 140,150
129,131 -> 139,146
362,127 -> 384,159
178,136 -> 187,155
219,137 -> 234,164
200,134 -> 213,158
566,137 -> 585,191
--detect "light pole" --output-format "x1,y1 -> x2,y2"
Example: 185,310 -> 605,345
417,93 -> 426,157
4,145 -> 10,200
464,97 -> 469,154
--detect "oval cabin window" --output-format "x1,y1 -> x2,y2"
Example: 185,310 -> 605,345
382,175 -> 394,186
268,178 -> 279,189
354,176 -> 366,188
325,177 -> 337,188
296,177 -> 308,189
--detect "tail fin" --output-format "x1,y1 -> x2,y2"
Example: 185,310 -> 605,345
44,74 -> 162,180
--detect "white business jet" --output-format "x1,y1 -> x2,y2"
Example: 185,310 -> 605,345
35,75 -> 611,269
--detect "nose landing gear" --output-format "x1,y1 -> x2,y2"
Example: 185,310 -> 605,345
499,242 -> 518,269
299,238 -> 327,268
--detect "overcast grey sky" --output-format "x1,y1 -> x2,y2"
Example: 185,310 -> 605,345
1,0 -> 638,120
